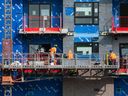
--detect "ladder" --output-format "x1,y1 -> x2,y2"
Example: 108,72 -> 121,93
2,0 -> 13,96
3,0 -> 13,65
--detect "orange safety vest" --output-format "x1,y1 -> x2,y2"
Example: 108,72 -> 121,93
67,50 -> 73,60
50,47 -> 56,54
109,52 -> 117,60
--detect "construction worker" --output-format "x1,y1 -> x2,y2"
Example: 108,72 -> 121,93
109,50 -> 117,65
49,45 -> 57,65
67,49 -> 73,60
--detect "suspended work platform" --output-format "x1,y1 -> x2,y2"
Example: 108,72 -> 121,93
1,53 -> 119,70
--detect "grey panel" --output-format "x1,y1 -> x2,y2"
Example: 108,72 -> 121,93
99,2 -> 112,32
29,4 -> 39,20
29,4 -> 39,27
40,5 -> 50,28
29,4 -> 50,28
75,18 -> 93,24
63,36 -> 74,53
29,21 -> 39,28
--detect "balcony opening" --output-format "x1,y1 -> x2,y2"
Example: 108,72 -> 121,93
29,44 -> 51,54
20,0 -> 68,34
28,44 -> 51,64
120,4 -> 128,27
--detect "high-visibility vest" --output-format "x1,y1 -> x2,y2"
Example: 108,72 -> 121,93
67,50 -> 73,60
109,52 -> 117,60
50,47 -> 56,54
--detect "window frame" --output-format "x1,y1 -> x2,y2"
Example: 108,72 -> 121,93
28,3 -> 51,28
74,2 -> 99,25
74,42 -> 99,54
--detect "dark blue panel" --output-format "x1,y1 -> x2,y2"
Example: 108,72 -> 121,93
74,0 -> 100,2
112,0 -> 120,27
20,35 -> 63,53
52,0 -> 63,27
0,78 -> 62,96
114,78 -> 128,96
0,1 -> 4,54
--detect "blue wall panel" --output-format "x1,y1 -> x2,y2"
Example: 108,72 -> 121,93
0,78 -> 62,96
74,25 -> 99,33
74,25 -> 99,42
65,7 -> 74,16
52,0 -> 63,27
74,0 -> 100,2
0,1 -> 4,53
114,78 -> 128,96
21,35 -> 63,53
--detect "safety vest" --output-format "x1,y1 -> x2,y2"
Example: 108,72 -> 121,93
67,50 -> 73,60
50,47 -> 56,54
109,52 -> 117,60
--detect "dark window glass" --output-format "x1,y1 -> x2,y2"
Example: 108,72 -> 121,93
74,43 -> 99,54
29,4 -> 50,28
75,2 -> 99,25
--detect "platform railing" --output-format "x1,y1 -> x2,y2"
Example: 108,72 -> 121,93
22,15 -> 62,31
19,15 -> 69,34
0,53 -> 119,69
101,16 -> 128,34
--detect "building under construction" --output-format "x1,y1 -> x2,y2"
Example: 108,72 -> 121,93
0,0 -> 128,96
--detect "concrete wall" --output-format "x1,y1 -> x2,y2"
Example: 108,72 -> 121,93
63,36 -> 74,53
63,78 -> 114,96
99,36 -> 112,61
98,0 -> 114,61
99,0 -> 112,32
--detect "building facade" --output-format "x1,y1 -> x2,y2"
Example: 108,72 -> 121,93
0,0 -> 128,96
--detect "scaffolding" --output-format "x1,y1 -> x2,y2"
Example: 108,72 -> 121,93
1,0 -> 126,96
2,0 -> 13,96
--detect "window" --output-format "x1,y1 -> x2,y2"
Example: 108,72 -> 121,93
74,2 -> 99,25
29,4 -> 51,28
74,43 -> 99,55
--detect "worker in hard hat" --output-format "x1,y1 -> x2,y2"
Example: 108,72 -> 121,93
49,45 -> 57,65
109,50 -> 117,65
67,49 -> 73,60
